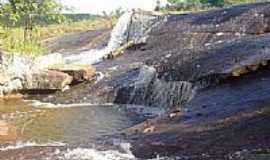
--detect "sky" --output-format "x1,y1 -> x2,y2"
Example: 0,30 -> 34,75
60,0 -> 168,14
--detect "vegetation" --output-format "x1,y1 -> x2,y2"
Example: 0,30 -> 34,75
166,0 -> 263,11
0,0 -> 66,40
0,0 -> 119,57
0,0 -> 267,56
0,17 -> 114,56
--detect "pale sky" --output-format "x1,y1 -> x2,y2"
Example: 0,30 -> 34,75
60,0 -> 168,14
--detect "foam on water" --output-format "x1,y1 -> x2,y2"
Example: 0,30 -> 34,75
0,141 -> 65,151
60,147 -> 181,160
59,141 -> 135,160
24,99 -> 114,109
61,148 -> 135,160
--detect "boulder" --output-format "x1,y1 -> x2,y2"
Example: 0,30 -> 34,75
23,70 -> 73,91
0,121 -> 17,144
48,64 -> 96,83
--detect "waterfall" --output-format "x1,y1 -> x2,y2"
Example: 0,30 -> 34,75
118,66 -> 196,109
64,10 -> 167,65
64,11 -> 134,65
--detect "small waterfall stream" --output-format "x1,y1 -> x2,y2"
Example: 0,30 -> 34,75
114,66 -> 196,109
0,11 -> 194,160
64,12 -> 134,64
64,11 -> 167,65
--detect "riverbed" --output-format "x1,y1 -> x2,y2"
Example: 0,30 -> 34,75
0,99 -> 165,160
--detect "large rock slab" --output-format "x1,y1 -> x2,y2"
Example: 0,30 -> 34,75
33,3 -> 270,109
136,2 -> 270,82
48,64 -> 96,83
23,70 -> 73,91
0,52 -> 97,95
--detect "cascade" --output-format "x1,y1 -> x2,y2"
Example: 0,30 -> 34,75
122,66 -> 196,109
64,10 -> 166,65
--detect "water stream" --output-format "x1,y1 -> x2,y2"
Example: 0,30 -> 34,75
0,99 -> 166,159
64,11 -> 166,65
0,12 -> 169,159
0,100 -> 148,145
64,11 -> 134,65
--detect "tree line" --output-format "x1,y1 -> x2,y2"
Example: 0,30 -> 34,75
167,0 -> 269,11
0,0 -> 65,41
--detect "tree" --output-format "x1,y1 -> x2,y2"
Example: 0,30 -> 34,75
168,0 -> 258,8
0,0 -> 65,41
167,0 -> 205,11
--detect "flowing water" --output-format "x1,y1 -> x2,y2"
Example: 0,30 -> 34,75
0,100 -> 149,145
0,99 -> 166,159
0,12 -> 170,159
64,11 -> 134,65
64,11 -> 166,65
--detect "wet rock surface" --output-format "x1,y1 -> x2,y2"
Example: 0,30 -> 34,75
122,67 -> 270,159
32,3 -> 270,159
2,3 -> 270,160
36,3 -> 270,108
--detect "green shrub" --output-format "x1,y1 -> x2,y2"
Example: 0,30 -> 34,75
0,27 -> 47,57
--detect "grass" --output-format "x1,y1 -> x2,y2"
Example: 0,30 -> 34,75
0,17 -> 116,57
36,17 -> 115,40
0,27 -> 48,57
0,1 -> 259,57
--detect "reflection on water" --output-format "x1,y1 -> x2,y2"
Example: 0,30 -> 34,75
0,99 -> 140,145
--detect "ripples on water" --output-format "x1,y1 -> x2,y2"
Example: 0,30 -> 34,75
0,100 -> 145,145
0,99 -> 168,160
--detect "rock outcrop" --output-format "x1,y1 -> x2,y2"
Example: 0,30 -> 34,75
0,53 -> 96,96
48,64 -> 96,83
34,3 -> 270,109
23,70 -> 73,91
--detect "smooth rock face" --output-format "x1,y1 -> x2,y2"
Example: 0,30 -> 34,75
26,3 -> 270,109
48,64 -> 96,83
140,3 -> 270,82
23,70 -> 73,91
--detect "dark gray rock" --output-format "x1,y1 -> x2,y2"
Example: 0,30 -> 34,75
33,3 -> 270,109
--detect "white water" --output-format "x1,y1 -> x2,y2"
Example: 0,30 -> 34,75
0,140 -> 178,160
61,148 -> 135,160
128,65 -> 195,108
23,99 -> 114,109
64,11 -> 134,65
